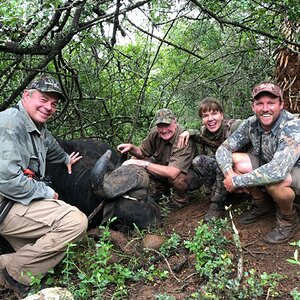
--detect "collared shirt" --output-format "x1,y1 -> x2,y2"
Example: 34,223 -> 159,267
216,110 -> 300,188
0,101 -> 70,205
140,125 -> 198,173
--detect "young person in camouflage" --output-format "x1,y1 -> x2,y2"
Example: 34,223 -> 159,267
0,76 -> 87,297
118,109 -> 198,208
177,97 -> 243,221
216,82 -> 300,244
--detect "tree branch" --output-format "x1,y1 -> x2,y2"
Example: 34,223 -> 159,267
127,19 -> 204,60
190,0 -> 300,49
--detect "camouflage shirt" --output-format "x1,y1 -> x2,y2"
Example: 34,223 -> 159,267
216,110 -> 300,188
188,119 -> 243,155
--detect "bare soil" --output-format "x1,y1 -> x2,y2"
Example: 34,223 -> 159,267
126,194 -> 300,300
1,194 -> 300,299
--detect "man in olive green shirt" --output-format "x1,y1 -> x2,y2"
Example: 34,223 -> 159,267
118,109 -> 198,208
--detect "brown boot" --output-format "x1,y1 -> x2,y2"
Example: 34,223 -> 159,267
204,202 -> 225,222
239,194 -> 275,224
168,194 -> 189,210
0,270 -> 4,287
2,268 -> 30,299
263,209 -> 300,244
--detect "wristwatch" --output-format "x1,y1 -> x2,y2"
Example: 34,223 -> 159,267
144,161 -> 151,169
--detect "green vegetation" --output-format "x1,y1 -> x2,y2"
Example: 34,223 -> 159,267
1,1 -> 299,298
1,0 -> 299,145
26,217 -> 287,299
185,219 -> 282,299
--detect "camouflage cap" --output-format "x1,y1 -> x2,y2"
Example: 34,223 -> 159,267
27,75 -> 65,101
252,82 -> 283,100
155,109 -> 176,125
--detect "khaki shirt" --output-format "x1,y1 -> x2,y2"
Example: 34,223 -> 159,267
140,125 -> 198,173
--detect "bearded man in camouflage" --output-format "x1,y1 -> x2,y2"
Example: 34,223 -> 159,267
216,82 -> 300,244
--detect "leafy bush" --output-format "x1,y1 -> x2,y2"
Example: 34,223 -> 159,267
185,219 -> 282,299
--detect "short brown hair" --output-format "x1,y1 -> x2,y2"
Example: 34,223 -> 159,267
198,97 -> 224,117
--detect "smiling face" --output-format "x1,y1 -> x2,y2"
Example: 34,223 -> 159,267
251,93 -> 283,131
156,120 -> 177,140
201,110 -> 224,133
22,89 -> 59,124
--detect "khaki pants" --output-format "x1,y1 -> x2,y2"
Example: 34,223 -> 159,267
0,199 -> 88,285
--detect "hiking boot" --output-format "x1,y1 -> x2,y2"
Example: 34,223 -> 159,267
203,172 -> 228,223
204,202 -> 225,222
239,200 -> 275,224
2,268 -> 30,299
263,209 -> 300,244
167,194 -> 189,210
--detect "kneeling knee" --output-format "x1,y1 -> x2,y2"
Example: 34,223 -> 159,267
67,210 -> 88,236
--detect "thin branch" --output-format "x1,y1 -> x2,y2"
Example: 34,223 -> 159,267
190,0 -> 300,48
127,19 -> 204,60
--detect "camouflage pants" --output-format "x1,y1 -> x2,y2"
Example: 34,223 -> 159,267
189,155 -> 217,190
191,155 -> 228,207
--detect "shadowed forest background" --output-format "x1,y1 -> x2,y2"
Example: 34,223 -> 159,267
1,1 -> 300,299
0,0 -> 299,148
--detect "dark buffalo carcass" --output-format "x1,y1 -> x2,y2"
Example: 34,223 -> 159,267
46,138 -> 161,229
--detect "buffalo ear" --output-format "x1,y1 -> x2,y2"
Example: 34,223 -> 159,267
90,150 -> 112,191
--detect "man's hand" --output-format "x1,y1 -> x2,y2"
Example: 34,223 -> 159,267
177,131 -> 190,148
122,159 -> 146,167
223,169 -> 239,192
67,152 -> 82,174
117,143 -> 132,154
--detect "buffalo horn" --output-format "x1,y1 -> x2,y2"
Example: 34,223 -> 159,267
90,150 -> 112,191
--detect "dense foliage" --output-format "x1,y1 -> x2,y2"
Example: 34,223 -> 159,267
0,0 -> 299,146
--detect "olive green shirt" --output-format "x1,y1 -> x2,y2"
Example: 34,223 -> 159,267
140,125 -> 198,173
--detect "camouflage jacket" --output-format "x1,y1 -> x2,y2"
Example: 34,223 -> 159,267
188,119 -> 243,155
216,110 -> 300,188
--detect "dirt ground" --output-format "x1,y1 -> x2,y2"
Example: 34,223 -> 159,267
1,194 -> 300,300
127,194 -> 300,300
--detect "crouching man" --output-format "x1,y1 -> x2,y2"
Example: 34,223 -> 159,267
216,81 -> 300,244
117,109 -> 198,209
0,75 -> 88,298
